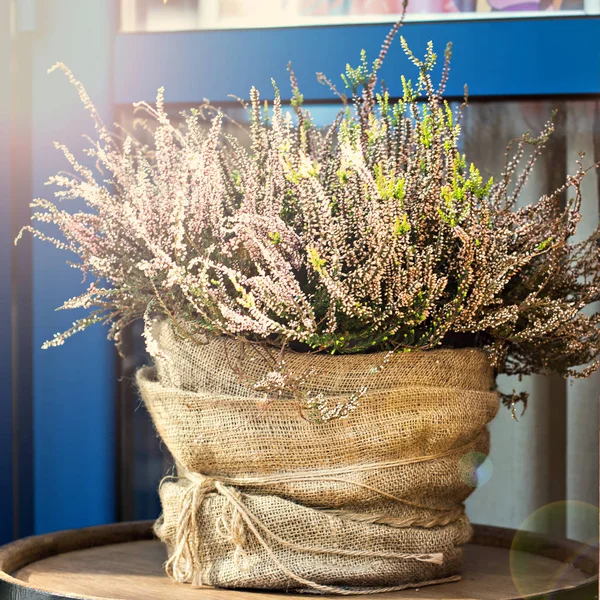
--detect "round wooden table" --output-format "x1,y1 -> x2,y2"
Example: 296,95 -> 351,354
0,521 -> 596,599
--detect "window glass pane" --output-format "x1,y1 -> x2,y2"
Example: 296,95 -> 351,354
120,0 -> 586,32
116,97 -> 599,521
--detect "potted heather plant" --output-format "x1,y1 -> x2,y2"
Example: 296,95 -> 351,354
18,16 -> 599,595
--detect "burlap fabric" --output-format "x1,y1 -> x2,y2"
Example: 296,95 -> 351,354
137,320 -> 499,594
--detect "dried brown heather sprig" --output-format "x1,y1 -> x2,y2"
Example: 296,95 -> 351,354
18,19 -> 600,414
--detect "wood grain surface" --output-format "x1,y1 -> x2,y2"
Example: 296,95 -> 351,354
0,522 -> 597,600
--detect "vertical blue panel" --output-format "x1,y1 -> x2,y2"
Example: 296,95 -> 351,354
0,0 -> 14,545
30,0 -> 116,533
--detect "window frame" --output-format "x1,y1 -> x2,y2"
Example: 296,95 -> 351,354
115,15 -> 600,106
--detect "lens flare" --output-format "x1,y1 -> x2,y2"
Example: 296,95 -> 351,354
458,451 -> 493,487
510,501 -> 599,597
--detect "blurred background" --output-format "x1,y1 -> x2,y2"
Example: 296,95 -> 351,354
120,0 -> 586,30
1,0 -> 598,550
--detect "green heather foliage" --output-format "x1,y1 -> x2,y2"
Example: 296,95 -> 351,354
19,19 -> 600,414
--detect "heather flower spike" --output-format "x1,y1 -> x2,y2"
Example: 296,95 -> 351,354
19,17 -> 600,415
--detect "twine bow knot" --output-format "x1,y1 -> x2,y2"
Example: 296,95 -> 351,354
162,467 -> 454,594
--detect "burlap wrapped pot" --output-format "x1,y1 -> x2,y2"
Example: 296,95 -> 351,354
137,320 -> 499,594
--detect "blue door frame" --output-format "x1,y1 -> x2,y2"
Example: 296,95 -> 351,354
115,15 -> 600,105
2,2 -> 598,538
3,0 -> 118,537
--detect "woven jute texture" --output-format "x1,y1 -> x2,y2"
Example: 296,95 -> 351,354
138,320 -> 499,594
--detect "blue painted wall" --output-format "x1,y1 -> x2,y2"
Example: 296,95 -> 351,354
30,0 -> 116,534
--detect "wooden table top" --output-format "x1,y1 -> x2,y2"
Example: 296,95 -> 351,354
0,522 -> 597,600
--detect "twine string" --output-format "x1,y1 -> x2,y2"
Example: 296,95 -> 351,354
213,439 -> 475,512
164,475 -> 215,586
162,440 -> 476,594
215,480 -> 445,563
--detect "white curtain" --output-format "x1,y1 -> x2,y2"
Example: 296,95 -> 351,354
463,99 -> 599,543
